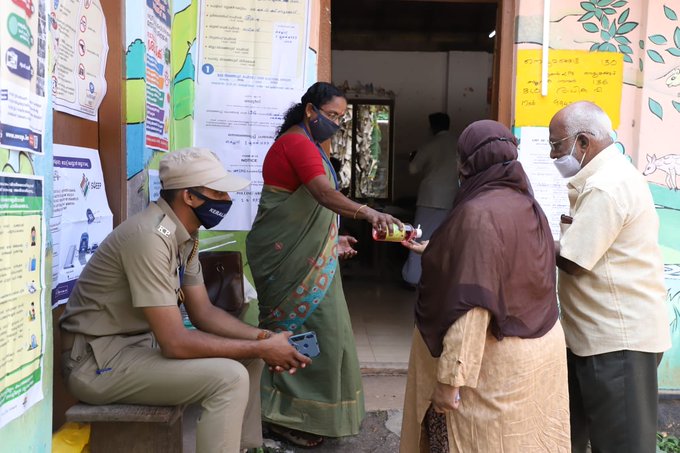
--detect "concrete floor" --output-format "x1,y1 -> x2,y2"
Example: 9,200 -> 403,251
182,374 -> 408,453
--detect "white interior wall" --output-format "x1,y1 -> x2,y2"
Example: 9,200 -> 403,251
332,50 -> 493,201
447,52 -> 494,136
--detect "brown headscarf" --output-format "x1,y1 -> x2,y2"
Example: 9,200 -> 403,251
416,120 -> 558,357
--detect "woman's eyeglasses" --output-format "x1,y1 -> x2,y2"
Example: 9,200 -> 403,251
319,109 -> 342,122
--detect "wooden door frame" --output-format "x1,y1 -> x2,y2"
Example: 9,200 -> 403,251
494,0 -> 515,128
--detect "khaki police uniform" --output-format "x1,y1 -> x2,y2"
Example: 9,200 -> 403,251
60,198 -> 263,452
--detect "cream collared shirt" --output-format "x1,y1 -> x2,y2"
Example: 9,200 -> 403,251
558,145 -> 671,356
409,130 -> 459,209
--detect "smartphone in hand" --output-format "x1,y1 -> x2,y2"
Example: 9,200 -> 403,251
289,331 -> 320,358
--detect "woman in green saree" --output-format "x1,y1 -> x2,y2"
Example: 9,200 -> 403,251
246,82 -> 402,447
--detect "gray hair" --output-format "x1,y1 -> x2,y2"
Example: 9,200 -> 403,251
563,102 -> 614,141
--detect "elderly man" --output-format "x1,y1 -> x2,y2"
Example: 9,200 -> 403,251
60,147 -> 311,453
549,101 -> 671,453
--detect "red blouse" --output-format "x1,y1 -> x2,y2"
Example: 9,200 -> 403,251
262,133 -> 326,191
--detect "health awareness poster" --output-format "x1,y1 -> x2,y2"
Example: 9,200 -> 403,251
195,0 -> 309,230
50,145 -> 112,307
0,0 -> 48,154
145,0 -> 171,152
0,174 -> 45,428
51,0 -> 109,121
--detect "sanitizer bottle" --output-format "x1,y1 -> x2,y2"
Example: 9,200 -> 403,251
372,224 -> 422,242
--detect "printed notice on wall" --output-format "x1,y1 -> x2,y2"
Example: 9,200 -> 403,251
145,0 -> 171,152
515,49 -> 623,128
0,174 -> 45,429
50,145 -> 113,307
195,0 -> 309,230
0,0 -> 48,154
51,0 -> 109,121
517,127 -> 569,239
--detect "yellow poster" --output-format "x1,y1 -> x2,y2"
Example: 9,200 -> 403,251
515,49 -> 623,128
0,174 -> 44,428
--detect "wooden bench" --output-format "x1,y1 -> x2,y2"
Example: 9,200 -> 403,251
65,403 -> 184,453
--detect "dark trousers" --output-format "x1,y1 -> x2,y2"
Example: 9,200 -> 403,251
567,349 -> 659,453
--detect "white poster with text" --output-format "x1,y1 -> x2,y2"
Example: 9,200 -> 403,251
517,127 -> 570,239
50,145 -> 113,307
51,0 -> 108,121
194,0 -> 309,230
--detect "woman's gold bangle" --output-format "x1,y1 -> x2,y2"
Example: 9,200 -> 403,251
353,204 -> 367,220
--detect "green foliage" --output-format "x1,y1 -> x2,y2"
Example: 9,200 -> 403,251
637,7 -> 680,121
579,2 -> 636,62
648,49 -> 665,63
650,34 -> 668,45
584,22 -> 599,33
649,98 -> 664,120
578,1 -> 680,122
658,432 -> 680,453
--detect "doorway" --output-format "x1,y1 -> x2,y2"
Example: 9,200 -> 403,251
331,0 -> 504,367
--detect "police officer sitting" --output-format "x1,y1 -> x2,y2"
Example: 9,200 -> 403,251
60,147 -> 310,453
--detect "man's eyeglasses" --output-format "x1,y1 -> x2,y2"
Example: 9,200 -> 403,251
549,131 -> 592,151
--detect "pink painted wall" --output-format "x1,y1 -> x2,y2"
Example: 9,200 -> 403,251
515,0 -> 680,389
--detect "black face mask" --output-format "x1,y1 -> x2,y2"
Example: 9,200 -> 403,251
188,189 -> 233,229
308,106 -> 340,143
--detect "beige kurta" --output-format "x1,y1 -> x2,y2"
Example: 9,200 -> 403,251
400,308 -> 570,453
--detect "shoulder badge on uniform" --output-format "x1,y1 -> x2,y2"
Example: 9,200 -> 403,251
155,215 -> 176,238
157,224 -> 171,237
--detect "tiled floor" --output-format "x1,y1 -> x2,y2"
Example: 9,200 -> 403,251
341,252 -> 416,369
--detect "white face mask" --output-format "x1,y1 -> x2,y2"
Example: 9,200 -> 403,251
553,138 -> 586,178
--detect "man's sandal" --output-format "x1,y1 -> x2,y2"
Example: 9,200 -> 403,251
268,424 -> 324,448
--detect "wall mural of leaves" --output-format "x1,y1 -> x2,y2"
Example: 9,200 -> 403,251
642,4 -> 680,121
650,97 -> 664,120
580,2 -> 680,121
579,0 -> 636,62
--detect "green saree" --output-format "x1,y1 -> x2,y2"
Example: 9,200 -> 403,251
246,166 -> 365,437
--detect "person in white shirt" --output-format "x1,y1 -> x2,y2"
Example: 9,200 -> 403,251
402,112 -> 459,286
550,101 -> 671,453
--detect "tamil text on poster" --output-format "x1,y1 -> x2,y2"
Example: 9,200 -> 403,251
0,174 -> 45,428
51,145 -> 112,307
51,0 -> 109,121
145,0 -> 171,152
195,0 -> 309,230
0,0 -> 48,154
517,127 -> 570,239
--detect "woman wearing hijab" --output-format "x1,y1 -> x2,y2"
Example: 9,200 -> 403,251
399,120 -> 570,452
247,82 -> 401,447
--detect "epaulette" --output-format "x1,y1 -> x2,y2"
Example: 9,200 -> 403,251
154,215 -> 176,240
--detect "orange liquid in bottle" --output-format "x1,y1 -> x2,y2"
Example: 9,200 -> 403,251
372,224 -> 422,242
